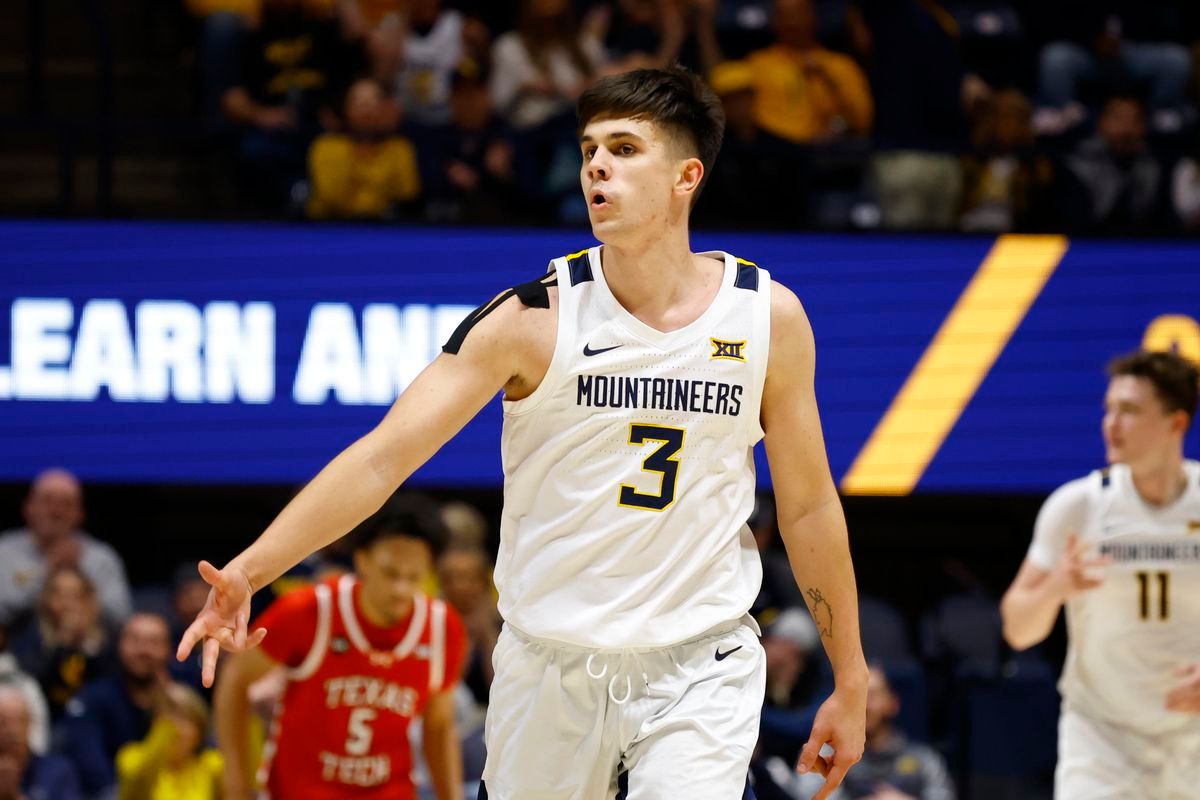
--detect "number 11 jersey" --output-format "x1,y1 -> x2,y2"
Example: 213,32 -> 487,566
496,246 -> 770,649
1027,460 -> 1200,735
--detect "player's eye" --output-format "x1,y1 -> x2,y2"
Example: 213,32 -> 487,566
619,144 -> 635,155
583,147 -> 597,159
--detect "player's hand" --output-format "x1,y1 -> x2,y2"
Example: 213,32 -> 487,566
797,683 -> 866,800
175,560 -> 266,688
1167,663 -> 1200,713
1048,534 -> 1110,600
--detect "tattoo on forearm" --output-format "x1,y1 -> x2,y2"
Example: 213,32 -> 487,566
806,588 -> 834,639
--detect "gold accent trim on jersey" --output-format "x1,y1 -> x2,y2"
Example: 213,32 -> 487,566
734,256 -> 758,267
711,338 -> 747,362
617,423 -> 686,513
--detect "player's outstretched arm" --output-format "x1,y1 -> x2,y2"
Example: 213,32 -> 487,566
761,282 -> 866,800
177,291 -> 541,684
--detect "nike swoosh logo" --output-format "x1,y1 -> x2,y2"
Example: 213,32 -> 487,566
714,645 -> 743,661
583,343 -> 622,357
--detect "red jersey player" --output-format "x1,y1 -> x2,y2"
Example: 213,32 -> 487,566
213,508 -> 466,800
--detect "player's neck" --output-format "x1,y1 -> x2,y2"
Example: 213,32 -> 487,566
599,228 -> 718,328
1129,451 -> 1187,506
358,593 -> 412,630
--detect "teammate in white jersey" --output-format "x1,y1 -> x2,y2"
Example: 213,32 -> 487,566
1001,350 -> 1200,799
178,66 -> 867,799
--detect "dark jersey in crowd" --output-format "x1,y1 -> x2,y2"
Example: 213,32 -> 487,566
238,6 -> 365,124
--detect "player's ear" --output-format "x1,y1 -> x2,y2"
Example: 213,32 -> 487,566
674,157 -> 704,198
1169,409 -> 1190,437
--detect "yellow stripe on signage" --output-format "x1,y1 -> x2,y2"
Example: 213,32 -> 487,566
841,235 -> 1069,495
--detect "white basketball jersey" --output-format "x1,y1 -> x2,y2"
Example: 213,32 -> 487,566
495,246 -> 770,649
1028,461 -> 1200,735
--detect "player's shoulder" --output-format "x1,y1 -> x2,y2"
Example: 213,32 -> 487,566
442,266 -> 559,357
1044,468 -> 1112,511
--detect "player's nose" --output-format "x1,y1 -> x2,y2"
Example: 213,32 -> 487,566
587,152 -> 611,182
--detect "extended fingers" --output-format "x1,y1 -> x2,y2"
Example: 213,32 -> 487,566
202,637 -> 221,689
176,618 -> 207,662
811,762 -> 850,800
797,727 -> 829,775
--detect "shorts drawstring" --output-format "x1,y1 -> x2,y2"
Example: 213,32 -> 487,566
586,653 -> 636,705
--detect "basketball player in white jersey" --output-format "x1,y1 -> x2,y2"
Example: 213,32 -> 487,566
1001,350 -> 1200,799
178,66 -> 868,800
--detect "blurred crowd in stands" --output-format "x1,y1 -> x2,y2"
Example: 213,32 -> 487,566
0,467 -> 1060,799
166,0 -> 1200,234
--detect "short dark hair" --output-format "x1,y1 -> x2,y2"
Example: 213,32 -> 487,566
577,66 -> 725,206
352,495 -> 447,557
1107,350 -> 1199,428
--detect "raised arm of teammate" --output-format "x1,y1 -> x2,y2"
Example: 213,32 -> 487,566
761,282 -> 867,800
1000,481 -> 1109,651
177,289 -> 554,686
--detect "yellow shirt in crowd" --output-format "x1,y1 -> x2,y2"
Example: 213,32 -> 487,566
746,45 -> 873,143
116,718 -> 224,800
306,135 -> 421,220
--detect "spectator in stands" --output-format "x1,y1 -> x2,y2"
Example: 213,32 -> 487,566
394,0 -> 474,125
0,685 -> 81,800
1030,2 -> 1193,134
116,683 -> 222,800
591,0 -> 686,72
838,664 -> 954,799
763,608 -> 823,712
337,0 -> 406,84
848,0 -> 983,230
738,0 -> 873,145
1173,141 -> 1200,231
168,566 -> 210,695
184,0 -> 259,132
756,608 -> 825,766
61,613 -> 172,798
491,0 -> 607,218
306,76 -> 421,220
439,501 -> 489,551
0,629 -> 50,756
1059,92 -> 1169,233
774,663 -> 953,799
437,545 -> 499,707
959,88 -> 1056,232
11,567 -> 113,719
222,0 -> 366,205
0,469 -> 131,632
490,0 -> 605,132
420,59 -> 524,224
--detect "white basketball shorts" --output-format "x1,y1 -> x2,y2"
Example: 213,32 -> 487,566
1056,705 -> 1200,800
480,616 -> 766,800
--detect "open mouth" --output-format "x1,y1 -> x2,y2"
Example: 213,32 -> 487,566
589,189 -> 609,209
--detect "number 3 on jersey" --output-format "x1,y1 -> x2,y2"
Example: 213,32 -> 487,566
619,424 -> 685,512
